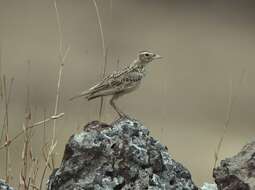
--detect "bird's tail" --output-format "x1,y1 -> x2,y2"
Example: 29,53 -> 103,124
69,90 -> 90,101
87,89 -> 119,101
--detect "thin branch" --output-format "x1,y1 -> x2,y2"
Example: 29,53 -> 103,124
39,141 -> 57,190
22,60 -> 32,186
0,43 -> 3,100
52,0 -> 70,145
2,76 -> 14,183
43,108 -> 47,146
214,78 -> 233,169
52,60 -> 63,143
92,0 -> 106,56
110,0 -> 113,25
0,77 -> 14,143
116,58 -> 120,71
92,0 -> 108,120
28,158 -> 39,190
99,48 -> 108,119
25,60 -> 31,120
4,76 -> 9,183
41,143 -> 52,170
62,46 -> 70,63
54,0 -> 63,57
0,113 -> 64,150
213,70 -> 246,168
0,82 -> 13,157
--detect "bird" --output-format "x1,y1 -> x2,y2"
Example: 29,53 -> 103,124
70,51 -> 162,117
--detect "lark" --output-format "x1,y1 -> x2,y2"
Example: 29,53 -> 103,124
70,51 -> 162,117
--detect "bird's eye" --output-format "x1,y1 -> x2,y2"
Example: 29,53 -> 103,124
145,53 -> 149,57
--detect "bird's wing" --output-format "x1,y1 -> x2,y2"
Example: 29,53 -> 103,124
69,82 -> 112,101
69,65 -> 138,101
87,65 -> 138,93
87,79 -> 139,101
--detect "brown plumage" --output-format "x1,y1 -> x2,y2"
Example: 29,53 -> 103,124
70,51 -> 162,117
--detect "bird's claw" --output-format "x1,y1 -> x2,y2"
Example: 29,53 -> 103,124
118,113 -> 131,119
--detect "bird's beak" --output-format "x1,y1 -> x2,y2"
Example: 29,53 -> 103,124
153,54 -> 162,60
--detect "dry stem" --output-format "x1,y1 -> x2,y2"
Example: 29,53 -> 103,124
39,141 -> 57,190
52,0 -> 70,145
0,43 -> 3,100
92,0 -> 108,120
0,113 -> 64,150
213,70 -> 246,168
2,76 -> 14,183
21,60 -> 32,188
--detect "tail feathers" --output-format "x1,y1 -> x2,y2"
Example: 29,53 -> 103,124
87,89 -> 119,101
87,93 -> 106,101
70,85 -> 117,101
69,90 -> 90,101
70,92 -> 103,101
87,95 -> 99,101
70,83 -> 111,101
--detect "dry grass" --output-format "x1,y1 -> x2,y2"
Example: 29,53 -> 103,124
0,0 -> 113,189
0,1 -> 108,188
0,0 -> 69,189
2,75 -> 14,183
213,78 -> 233,169
213,70 -> 246,169
92,0 -> 108,121
52,0 -> 70,144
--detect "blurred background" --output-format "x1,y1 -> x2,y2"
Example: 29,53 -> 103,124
0,0 -> 255,188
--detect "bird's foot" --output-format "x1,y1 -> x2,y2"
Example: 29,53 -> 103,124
111,113 -> 130,126
118,113 -> 131,120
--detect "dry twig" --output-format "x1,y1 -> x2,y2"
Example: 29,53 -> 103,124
92,0 -> 108,120
48,0 -> 70,174
0,113 -> 64,150
2,76 -> 14,183
213,70 -> 246,168
39,141 -> 57,190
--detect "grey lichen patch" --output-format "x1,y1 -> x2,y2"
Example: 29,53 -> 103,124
0,179 -> 15,190
47,118 -> 198,190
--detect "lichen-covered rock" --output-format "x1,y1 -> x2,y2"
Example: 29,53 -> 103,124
47,118 -> 198,190
0,179 -> 15,190
201,183 -> 218,190
213,141 -> 255,190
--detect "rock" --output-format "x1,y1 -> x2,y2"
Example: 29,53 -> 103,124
213,141 -> 255,190
201,183 -> 218,190
47,117 -> 198,190
0,179 -> 15,190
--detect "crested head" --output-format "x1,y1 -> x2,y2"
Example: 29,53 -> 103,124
137,51 -> 162,65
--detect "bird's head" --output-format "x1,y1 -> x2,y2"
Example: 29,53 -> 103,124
137,51 -> 162,65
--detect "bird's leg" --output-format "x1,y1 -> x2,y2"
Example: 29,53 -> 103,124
110,94 -> 126,118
